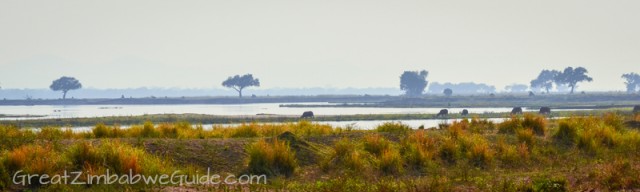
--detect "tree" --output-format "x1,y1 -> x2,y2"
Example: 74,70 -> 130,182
622,72 -> 640,93
530,70 -> 560,93
400,70 -> 428,97
554,67 -> 593,94
50,76 -> 82,99
504,84 -> 529,93
443,88 -> 453,97
222,74 -> 260,98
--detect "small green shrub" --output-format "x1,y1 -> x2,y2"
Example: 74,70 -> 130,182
498,116 -> 522,134
522,114 -> 546,136
141,121 -> 159,138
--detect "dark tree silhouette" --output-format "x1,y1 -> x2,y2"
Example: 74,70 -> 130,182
222,74 -> 260,98
50,76 -> 82,99
530,70 -> 560,93
622,73 -> 640,93
400,70 -> 428,97
443,88 -> 453,97
554,67 -> 593,94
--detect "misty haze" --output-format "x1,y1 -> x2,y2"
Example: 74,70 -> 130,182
1,0 -> 639,191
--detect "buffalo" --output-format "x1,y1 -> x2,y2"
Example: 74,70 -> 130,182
436,109 -> 449,117
461,109 -> 469,116
511,107 -> 523,115
539,107 -> 551,115
301,111 -> 314,118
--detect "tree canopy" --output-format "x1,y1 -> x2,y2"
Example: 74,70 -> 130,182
400,70 -> 428,97
554,67 -> 593,94
530,70 -> 560,93
49,76 -> 82,99
622,72 -> 640,93
443,88 -> 453,97
222,74 -> 260,98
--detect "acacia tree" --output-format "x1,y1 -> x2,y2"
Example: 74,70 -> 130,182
622,72 -> 640,93
554,67 -> 593,94
530,70 -> 560,93
222,74 -> 260,98
400,70 -> 428,97
50,76 -> 82,99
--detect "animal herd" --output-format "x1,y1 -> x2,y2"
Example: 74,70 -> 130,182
297,105 -> 640,119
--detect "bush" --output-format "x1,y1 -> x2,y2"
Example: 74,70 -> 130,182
496,138 -> 519,166
469,117 -> 495,134
593,159 -> 640,190
516,128 -> 535,147
325,138 -> 367,172
498,116 -> 522,134
363,134 -> 391,156
231,124 -> 260,138
376,122 -> 411,134
438,137 -> 460,164
463,136 -> 493,168
141,121 -> 159,138
379,148 -> 403,174
602,113 -> 624,131
246,138 -> 297,177
447,120 -> 468,139
3,144 -> 62,181
553,120 -> 578,146
402,130 -> 435,168
522,114 -> 546,136
93,123 -> 110,138
66,142 -> 100,169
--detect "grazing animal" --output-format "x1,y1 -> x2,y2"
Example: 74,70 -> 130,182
511,107 -> 523,115
301,111 -> 314,118
436,109 -> 449,117
539,107 -> 551,115
461,109 -> 469,116
633,105 -> 640,114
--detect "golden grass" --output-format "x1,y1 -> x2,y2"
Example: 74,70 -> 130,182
246,138 -> 297,177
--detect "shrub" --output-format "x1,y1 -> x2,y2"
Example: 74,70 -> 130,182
157,123 -> 178,138
290,121 -> 333,137
141,121 -> 159,138
496,138 -> 519,166
66,142 -> 101,169
4,144 -> 62,177
246,138 -> 297,177
553,120 -> 578,146
602,112 -> 624,131
37,127 -> 66,141
464,136 -> 493,168
516,128 -> 535,147
376,122 -> 411,134
469,117 -> 495,133
363,134 -> 391,156
498,116 -> 522,134
325,138 -> 367,172
402,131 -> 435,167
447,120 -> 467,138
93,123 -> 110,138
522,114 -> 546,136
438,137 -> 460,164
0,125 -> 36,150
379,148 -> 403,174
231,124 -> 260,138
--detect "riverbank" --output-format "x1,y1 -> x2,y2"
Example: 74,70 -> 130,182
1,114 -> 640,191
0,108 -> 633,128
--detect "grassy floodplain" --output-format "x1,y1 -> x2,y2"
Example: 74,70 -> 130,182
1,112 -> 640,191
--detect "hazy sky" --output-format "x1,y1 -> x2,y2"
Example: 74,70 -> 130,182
1,0 -> 639,91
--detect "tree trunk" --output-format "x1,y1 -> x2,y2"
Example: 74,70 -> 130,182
62,90 -> 68,100
570,85 -> 575,94
238,88 -> 243,98
545,87 -> 549,94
